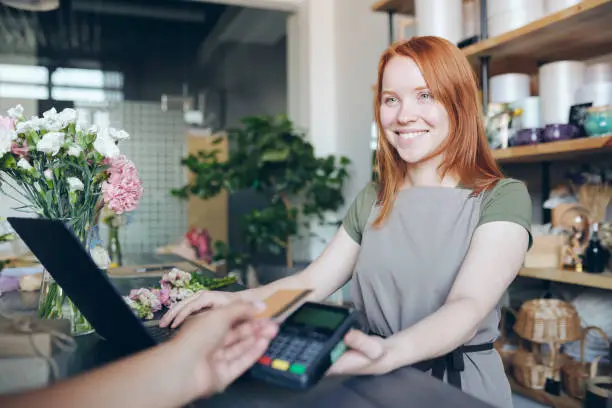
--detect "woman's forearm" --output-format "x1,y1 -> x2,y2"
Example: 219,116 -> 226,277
383,298 -> 484,370
0,341 -> 197,408
236,270 -> 314,302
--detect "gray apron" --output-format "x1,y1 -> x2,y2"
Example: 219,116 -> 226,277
351,186 -> 513,408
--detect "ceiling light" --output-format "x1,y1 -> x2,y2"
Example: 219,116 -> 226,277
1,0 -> 59,12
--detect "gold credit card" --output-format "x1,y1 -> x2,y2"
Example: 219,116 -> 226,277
256,289 -> 313,321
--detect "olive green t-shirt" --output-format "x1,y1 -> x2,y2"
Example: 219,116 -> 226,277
342,178 -> 533,249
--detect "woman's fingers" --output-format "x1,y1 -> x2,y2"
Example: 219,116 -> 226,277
343,330 -> 385,360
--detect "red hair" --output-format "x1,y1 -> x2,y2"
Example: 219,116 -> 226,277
373,36 -> 503,227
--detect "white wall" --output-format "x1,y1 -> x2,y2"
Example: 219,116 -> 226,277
287,0 -> 388,261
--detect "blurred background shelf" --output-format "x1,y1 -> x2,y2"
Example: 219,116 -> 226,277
370,0 -> 415,15
509,377 -> 581,408
463,0 -> 612,73
519,267 -> 612,290
492,135 -> 612,163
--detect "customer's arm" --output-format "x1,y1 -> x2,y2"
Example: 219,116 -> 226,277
0,302 -> 278,408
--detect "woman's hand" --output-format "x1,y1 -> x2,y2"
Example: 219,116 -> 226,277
159,290 -> 239,328
327,330 -> 392,376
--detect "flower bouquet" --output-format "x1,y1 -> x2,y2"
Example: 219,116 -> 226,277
124,267 -> 237,320
0,104 -> 143,335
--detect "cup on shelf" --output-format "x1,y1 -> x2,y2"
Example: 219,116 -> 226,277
584,106 -> 612,137
510,128 -> 544,146
542,123 -> 580,142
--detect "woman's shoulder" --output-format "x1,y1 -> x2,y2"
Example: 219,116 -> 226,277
342,182 -> 379,244
482,178 -> 530,204
479,177 -> 533,246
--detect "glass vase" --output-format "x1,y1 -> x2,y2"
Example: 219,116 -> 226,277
37,269 -> 94,336
107,225 -> 123,267
36,216 -> 95,336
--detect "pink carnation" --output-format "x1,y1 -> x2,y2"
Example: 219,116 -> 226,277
11,140 -> 28,158
0,116 -> 14,130
102,155 -> 143,214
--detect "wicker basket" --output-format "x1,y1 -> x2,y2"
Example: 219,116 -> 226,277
494,306 -> 518,372
562,326 -> 610,399
512,341 -> 569,390
513,298 -> 582,344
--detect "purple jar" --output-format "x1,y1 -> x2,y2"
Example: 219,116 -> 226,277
511,128 -> 543,146
542,124 -> 579,142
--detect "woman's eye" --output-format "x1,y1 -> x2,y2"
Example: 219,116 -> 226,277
384,96 -> 398,105
418,92 -> 433,103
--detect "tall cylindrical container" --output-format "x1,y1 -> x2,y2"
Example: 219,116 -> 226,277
415,0 -> 463,44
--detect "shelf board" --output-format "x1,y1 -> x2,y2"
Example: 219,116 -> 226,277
371,0 -> 415,15
509,376 -> 581,408
492,135 -> 612,164
519,267 -> 612,290
463,0 -> 612,71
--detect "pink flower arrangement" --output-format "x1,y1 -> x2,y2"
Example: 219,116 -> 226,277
102,154 -> 144,214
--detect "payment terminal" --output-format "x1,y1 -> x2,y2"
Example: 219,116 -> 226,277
249,301 -> 359,390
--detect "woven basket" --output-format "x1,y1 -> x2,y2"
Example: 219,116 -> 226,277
514,298 -> 582,344
562,326 -> 610,399
512,341 -> 569,390
494,306 -> 518,372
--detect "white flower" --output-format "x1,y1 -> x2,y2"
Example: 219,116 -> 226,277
16,158 -> 32,170
58,108 -> 77,124
109,127 -> 130,141
16,116 -> 43,133
93,130 -> 120,158
42,108 -> 58,120
36,131 -> 65,155
42,118 -> 64,132
44,169 -> 53,180
67,144 -> 82,157
7,105 -> 24,119
0,126 -> 16,157
87,125 -> 99,134
90,246 -> 111,270
67,177 -> 84,192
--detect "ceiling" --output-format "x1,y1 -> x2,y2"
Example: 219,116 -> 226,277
0,0 -> 229,65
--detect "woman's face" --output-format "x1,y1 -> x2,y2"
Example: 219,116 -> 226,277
379,56 -> 450,164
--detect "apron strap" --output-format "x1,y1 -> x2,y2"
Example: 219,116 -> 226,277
423,343 -> 494,389
368,331 -> 493,391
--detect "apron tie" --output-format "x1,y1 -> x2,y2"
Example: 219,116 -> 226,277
429,343 -> 494,389
368,330 -> 493,390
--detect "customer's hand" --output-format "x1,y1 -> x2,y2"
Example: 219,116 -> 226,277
159,290 -> 238,328
326,330 -> 391,376
171,300 -> 278,399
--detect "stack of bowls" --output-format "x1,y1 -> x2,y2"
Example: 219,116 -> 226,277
487,0 -> 544,37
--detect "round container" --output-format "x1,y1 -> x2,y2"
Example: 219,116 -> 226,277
542,123 -> 580,142
544,0 -> 582,14
490,73 -> 531,103
511,128 -> 543,146
513,298 -> 582,343
584,106 -> 612,136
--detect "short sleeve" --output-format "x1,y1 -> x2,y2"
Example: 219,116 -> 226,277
342,182 -> 378,244
478,178 -> 533,249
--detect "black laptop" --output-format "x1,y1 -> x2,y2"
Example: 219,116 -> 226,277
8,216 -> 176,354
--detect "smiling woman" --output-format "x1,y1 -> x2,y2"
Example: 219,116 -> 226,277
158,36 -> 532,408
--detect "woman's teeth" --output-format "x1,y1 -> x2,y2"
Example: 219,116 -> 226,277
395,130 -> 429,139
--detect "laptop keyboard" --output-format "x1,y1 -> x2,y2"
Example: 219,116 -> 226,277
147,325 -> 177,342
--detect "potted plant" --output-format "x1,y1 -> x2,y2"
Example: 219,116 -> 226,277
171,114 -> 351,283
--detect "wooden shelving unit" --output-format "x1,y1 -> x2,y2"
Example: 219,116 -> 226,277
372,1 -> 612,407
493,135 -> 612,164
508,377 -> 581,408
371,0 -> 415,15
463,0 -> 612,71
519,267 -> 612,290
